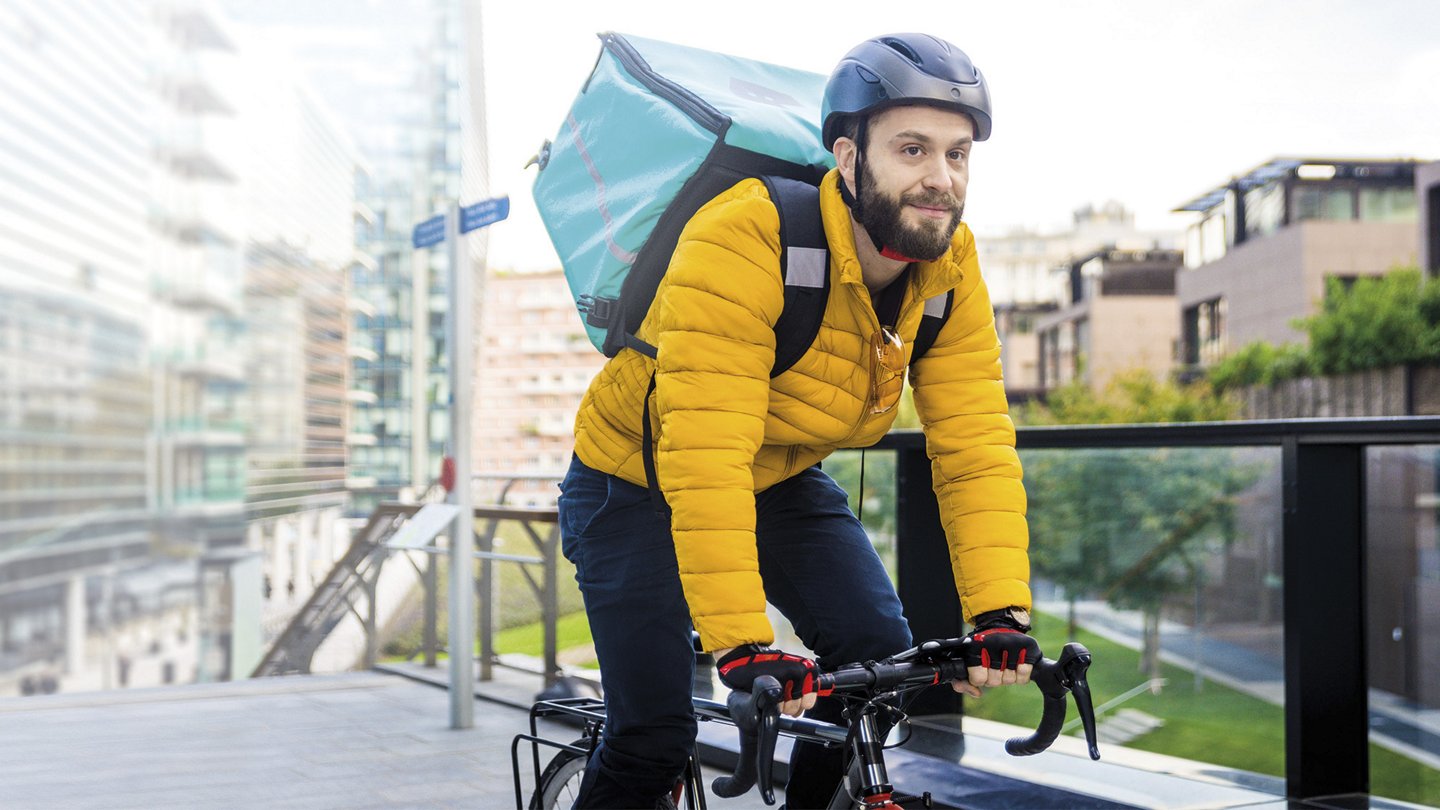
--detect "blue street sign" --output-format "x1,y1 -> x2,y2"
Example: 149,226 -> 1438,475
460,196 -> 509,234
412,214 -> 447,249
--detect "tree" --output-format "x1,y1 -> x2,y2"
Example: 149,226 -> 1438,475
1303,269 -> 1438,374
1209,266 -> 1439,387
1208,341 -> 1311,391
1021,369 -> 1239,425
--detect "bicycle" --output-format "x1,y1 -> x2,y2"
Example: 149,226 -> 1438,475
512,636 -> 1101,809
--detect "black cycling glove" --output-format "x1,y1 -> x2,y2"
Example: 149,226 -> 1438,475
963,609 -> 1040,673
716,644 -> 817,700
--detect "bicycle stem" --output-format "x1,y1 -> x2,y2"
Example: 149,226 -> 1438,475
849,702 -> 894,803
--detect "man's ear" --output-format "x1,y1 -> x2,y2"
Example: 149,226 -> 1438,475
833,137 -> 857,191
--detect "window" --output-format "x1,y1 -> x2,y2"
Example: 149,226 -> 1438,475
1293,185 -> 1355,222
1358,187 -> 1417,223
1183,298 -> 1226,367
1187,211 -> 1228,269
1245,184 -> 1285,239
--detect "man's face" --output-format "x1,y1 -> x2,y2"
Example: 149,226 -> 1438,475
840,105 -> 974,261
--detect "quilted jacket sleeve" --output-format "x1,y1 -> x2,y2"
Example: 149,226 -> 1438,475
643,181 -> 784,652
909,235 -> 1032,622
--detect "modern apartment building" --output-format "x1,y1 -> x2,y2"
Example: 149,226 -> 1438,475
241,245 -> 350,600
475,270 -> 604,505
1,0 -> 375,694
976,202 -> 1178,399
1174,158 -> 1422,372
0,0 -> 182,695
149,1 -> 249,552
1035,249 -> 1184,391
226,43 -> 366,638
1421,161 -> 1440,276
223,0 -> 491,517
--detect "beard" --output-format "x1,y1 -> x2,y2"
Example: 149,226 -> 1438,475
856,162 -> 965,261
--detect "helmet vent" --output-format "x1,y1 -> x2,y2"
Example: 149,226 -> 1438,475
880,37 -> 923,66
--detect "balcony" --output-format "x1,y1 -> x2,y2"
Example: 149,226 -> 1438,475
167,346 -> 245,383
153,243 -> 243,315
345,389 -> 378,405
165,417 -> 245,447
154,118 -> 238,183
153,177 -> 241,245
347,343 -> 379,363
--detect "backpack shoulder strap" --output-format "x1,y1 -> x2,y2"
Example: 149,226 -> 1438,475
910,289 -> 954,364
761,175 -> 829,378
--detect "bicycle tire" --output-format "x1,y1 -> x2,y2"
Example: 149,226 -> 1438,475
529,740 -> 589,810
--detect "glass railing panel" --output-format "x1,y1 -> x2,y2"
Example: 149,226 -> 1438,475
825,448 -> 900,580
801,444 -> 1294,785
1366,445 -> 1440,806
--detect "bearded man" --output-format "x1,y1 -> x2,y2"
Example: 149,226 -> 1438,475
557,33 -> 1037,808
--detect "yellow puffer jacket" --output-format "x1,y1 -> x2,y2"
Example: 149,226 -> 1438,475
572,169 -> 1030,652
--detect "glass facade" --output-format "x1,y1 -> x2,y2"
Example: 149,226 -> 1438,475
1244,183 -> 1285,240
1360,186 -> 1420,223
0,0 -> 163,693
1292,184 -> 1356,222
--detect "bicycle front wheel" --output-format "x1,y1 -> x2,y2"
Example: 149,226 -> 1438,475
529,740 -> 589,810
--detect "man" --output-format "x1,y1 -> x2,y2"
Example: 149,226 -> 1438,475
558,33 -> 1036,808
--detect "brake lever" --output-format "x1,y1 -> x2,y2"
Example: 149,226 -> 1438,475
710,675 -> 783,805
1056,643 -> 1101,760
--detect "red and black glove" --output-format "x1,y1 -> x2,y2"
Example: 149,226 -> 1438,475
963,609 -> 1040,674
716,644 -> 817,700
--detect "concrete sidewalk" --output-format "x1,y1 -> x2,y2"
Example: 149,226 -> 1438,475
0,669 -> 787,810
0,672 -> 526,809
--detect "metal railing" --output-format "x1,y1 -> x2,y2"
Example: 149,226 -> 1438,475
255,500 -> 566,687
259,419 -> 1437,803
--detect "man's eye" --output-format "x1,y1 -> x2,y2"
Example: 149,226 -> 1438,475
949,150 -> 966,161
903,146 -> 924,156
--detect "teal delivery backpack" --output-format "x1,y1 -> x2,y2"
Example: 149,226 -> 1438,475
531,32 -> 836,366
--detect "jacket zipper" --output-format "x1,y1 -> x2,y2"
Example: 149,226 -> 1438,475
837,281 -> 917,446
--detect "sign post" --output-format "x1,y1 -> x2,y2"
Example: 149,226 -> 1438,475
410,195 -> 508,730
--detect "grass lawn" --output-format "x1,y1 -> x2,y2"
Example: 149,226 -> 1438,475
963,612 -> 1439,806
495,610 -> 594,660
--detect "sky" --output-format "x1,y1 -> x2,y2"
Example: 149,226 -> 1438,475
475,0 -> 1440,271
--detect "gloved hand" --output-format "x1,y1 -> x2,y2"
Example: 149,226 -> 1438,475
959,608 -> 1039,695
715,644 -> 818,718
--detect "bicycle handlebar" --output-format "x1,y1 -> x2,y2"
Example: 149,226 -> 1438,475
1004,642 -> 1101,759
714,639 -> 1101,804
710,675 -> 782,803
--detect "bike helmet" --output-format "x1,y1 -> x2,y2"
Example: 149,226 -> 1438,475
822,34 -> 992,149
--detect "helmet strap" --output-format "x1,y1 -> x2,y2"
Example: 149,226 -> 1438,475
840,115 -> 921,266
839,115 -> 867,218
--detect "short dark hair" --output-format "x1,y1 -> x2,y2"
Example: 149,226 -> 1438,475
833,114 -> 864,146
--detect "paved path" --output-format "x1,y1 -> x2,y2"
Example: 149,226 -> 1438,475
0,669 -> 788,810
0,672 -> 529,809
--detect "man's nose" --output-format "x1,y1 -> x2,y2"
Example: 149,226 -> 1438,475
922,155 -> 955,192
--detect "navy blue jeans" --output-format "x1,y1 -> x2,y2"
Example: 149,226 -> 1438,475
557,455 -> 913,808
